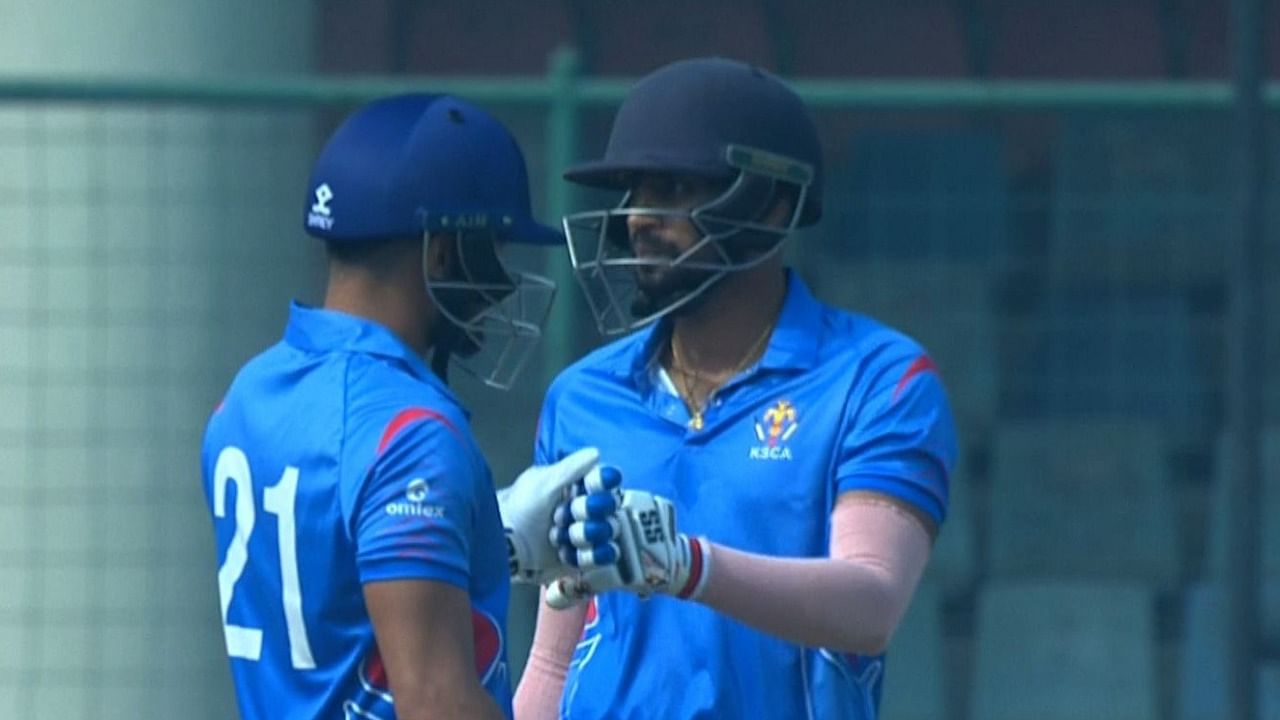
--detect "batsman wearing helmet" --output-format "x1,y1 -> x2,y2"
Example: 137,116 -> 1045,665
516,59 -> 957,719
200,95 -> 622,720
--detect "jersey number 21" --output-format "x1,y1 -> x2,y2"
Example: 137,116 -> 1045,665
213,445 -> 317,670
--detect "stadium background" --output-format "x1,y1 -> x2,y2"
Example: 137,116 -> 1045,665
0,1 -> 1276,717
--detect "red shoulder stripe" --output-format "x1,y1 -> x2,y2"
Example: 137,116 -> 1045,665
376,407 -> 457,455
892,355 -> 938,403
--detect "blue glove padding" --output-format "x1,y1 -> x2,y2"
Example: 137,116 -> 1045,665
549,464 -> 623,571
547,481 -> 708,610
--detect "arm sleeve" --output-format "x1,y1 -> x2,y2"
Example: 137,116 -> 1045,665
354,416 -> 479,589
834,345 -> 958,527
513,589 -> 588,720
698,492 -> 932,654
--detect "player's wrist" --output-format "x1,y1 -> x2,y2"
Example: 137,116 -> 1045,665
672,534 -> 712,600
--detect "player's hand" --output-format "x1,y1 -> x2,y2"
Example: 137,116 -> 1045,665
546,488 -> 709,609
498,448 -> 619,585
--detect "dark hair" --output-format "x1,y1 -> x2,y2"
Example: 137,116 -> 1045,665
324,236 -> 420,268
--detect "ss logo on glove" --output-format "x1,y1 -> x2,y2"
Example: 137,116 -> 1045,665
639,509 -> 665,544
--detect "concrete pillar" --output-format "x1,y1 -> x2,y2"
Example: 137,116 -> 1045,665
0,3 -> 315,718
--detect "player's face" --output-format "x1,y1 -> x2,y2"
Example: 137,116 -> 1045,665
428,233 -> 516,357
624,173 -> 727,317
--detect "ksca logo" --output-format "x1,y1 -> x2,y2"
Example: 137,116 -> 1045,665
749,400 -> 798,461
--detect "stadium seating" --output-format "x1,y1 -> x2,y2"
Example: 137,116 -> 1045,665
1261,663 -> 1280,720
1177,582 -> 1229,720
970,580 -> 1158,720
1048,114 -> 1231,290
928,469 -> 978,596
1179,582 -> 1280,720
1002,291 -> 1209,432
987,420 -> 1179,588
880,582 -> 946,720
836,130 -> 1008,261
1205,428 -> 1280,640
1268,279 -> 1280,422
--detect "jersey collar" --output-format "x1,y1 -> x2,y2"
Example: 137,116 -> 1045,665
283,301 -> 461,403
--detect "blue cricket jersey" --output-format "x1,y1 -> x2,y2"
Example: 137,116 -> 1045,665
201,303 -> 512,720
535,271 -> 956,720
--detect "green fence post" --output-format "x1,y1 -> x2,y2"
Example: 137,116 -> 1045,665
542,46 -> 581,382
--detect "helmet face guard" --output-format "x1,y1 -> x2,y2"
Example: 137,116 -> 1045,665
564,145 -> 812,335
423,230 -> 556,390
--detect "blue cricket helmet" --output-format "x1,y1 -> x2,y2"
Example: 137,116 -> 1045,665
564,57 -> 823,226
304,93 -> 561,246
303,94 -> 560,391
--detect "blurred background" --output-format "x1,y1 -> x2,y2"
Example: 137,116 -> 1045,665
0,0 -> 1276,718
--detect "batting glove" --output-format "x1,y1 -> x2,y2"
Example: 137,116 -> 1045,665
499,447 -> 618,585
546,487 -> 709,609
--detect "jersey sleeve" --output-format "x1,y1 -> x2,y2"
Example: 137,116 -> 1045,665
833,342 -> 958,527
353,411 -> 479,589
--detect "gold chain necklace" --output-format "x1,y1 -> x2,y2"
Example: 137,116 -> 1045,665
669,319 -> 775,431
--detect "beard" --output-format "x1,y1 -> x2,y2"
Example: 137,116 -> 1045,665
430,310 -> 482,358
629,262 -> 719,319
426,313 -> 478,384
429,284 -> 491,359
626,232 -> 725,319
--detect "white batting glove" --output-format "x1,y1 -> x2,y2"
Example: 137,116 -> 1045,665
546,488 -> 710,609
499,447 -> 608,585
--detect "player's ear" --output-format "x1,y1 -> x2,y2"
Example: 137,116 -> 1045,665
423,232 -> 458,281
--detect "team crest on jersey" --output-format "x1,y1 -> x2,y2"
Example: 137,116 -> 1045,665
750,400 -> 798,461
